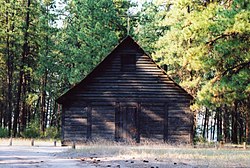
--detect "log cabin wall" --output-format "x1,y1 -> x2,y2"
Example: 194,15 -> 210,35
58,36 -> 193,144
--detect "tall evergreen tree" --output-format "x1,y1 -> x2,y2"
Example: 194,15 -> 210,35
135,0 -> 250,143
58,0 -> 130,85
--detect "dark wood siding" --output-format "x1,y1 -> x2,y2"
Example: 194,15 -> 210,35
91,102 -> 115,139
63,102 -> 88,141
59,36 -> 193,144
140,102 -> 165,140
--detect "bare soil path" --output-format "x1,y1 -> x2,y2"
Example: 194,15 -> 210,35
1,139 -> 250,168
0,145 -> 81,168
0,143 -> 194,168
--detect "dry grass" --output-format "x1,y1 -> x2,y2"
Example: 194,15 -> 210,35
62,142 -> 250,168
1,139 -> 250,167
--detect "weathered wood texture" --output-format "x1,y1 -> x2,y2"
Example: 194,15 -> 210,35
58,36 -> 193,144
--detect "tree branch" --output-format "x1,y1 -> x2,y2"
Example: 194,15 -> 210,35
211,61 -> 250,84
222,61 -> 250,77
206,32 -> 239,46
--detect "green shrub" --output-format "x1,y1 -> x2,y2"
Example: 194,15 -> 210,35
193,135 -> 207,144
21,120 -> 41,138
0,127 -> 9,138
44,127 -> 60,139
21,128 -> 40,138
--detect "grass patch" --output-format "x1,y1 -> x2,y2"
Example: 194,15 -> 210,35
64,143 -> 250,167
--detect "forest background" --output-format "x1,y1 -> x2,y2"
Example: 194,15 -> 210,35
0,0 -> 249,144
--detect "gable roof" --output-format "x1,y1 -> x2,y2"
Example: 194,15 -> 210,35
56,35 -> 193,104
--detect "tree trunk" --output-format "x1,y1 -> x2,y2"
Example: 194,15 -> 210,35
13,70 -> 22,136
206,114 -> 209,139
216,107 -> 222,141
210,118 -> 213,141
40,70 -> 48,134
21,66 -> 31,132
219,108 -> 223,141
40,5 -> 50,133
246,97 -> 250,143
203,108 -> 208,139
3,91 -> 8,128
48,99 -> 53,127
20,77 -> 27,132
33,96 -> 41,122
212,112 -> 216,140
231,101 -> 238,144
0,99 -> 3,127
13,0 -> 31,136
223,104 -> 230,142
56,104 -> 61,131
5,0 -> 14,136
239,111 -> 244,144
50,101 -> 58,127
216,109 -> 219,141
27,104 -> 31,125
45,96 -> 50,129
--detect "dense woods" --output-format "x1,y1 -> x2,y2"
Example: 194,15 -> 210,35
0,0 -> 249,144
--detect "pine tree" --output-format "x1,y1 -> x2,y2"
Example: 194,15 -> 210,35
136,0 -> 250,143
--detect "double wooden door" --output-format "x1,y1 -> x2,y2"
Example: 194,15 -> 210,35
116,103 -> 139,142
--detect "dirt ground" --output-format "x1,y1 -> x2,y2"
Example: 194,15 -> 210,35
0,145 -> 186,168
0,145 -> 81,168
0,140 -> 189,168
1,139 -> 250,168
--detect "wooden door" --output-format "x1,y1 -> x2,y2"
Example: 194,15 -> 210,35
116,103 -> 139,142
122,106 -> 137,141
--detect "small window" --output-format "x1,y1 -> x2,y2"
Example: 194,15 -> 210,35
121,54 -> 136,71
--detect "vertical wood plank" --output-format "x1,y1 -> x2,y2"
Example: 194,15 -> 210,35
115,102 -> 120,141
164,103 -> 168,142
61,105 -> 65,142
136,102 -> 141,143
119,104 -> 123,140
122,107 -> 127,140
87,102 -> 92,139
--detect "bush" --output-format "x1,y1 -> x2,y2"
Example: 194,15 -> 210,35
193,135 -> 207,145
20,120 -> 60,139
21,120 -> 40,138
21,128 -> 40,138
44,127 -> 60,139
0,127 -> 9,138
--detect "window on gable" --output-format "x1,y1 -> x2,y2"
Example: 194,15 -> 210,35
121,54 -> 136,71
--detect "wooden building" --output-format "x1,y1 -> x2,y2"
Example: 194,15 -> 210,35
56,36 -> 193,144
